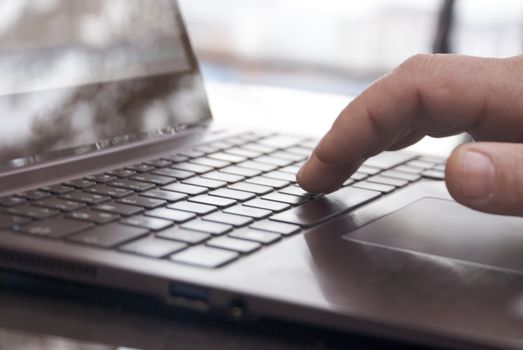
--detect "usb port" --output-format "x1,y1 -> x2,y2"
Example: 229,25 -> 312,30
168,282 -> 210,311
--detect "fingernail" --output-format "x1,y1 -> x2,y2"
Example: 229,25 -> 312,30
459,151 -> 495,199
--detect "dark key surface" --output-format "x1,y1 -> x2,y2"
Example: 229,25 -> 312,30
152,168 -> 194,180
68,223 -> 149,248
168,201 -> 217,215
34,198 -> 86,212
271,186 -> 381,228
157,227 -> 210,244
203,212 -> 253,227
246,176 -> 289,189
41,185 -> 74,194
0,213 -> 31,229
119,237 -> 187,258
6,204 -> 59,219
140,189 -> 187,203
422,169 -> 445,180
181,219 -> 233,236
182,177 -> 227,190
220,166 -> 262,178
60,191 -> 110,205
237,160 -> 278,173
263,171 -> 297,182
63,179 -> 96,189
250,220 -> 301,236
190,157 -> 230,169
0,196 -> 26,207
380,170 -> 421,182
163,183 -> 207,196
262,192 -> 307,206
125,163 -> 155,173
146,208 -> 196,223
244,198 -> 291,213
170,246 -> 239,268
209,188 -> 256,202
86,173 -> 118,183
121,215 -> 172,231
279,185 -> 315,198
171,162 -> 212,175
19,217 -> 94,238
130,174 -> 175,186
363,152 -> 415,169
229,229 -> 281,245
108,179 -> 155,192
201,171 -> 244,184
93,202 -> 143,216
189,195 -> 236,208
17,190 -> 51,200
207,236 -> 261,254
85,185 -> 133,198
117,195 -> 166,209
352,181 -> 396,194
67,210 -> 120,224
228,183 -> 273,195
367,175 -> 409,188
223,205 -> 272,219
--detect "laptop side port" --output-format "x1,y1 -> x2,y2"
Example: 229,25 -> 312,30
167,282 -> 210,312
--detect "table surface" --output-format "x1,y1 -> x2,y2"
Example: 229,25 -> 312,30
0,82 -> 451,350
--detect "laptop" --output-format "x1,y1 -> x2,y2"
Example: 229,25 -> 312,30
0,1 -> 521,349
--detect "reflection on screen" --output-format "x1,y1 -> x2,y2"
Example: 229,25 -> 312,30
0,0 -> 211,168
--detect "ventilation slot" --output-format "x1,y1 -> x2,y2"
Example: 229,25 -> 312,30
0,249 -> 97,280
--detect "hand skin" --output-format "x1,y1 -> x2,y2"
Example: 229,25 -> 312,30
297,54 -> 523,216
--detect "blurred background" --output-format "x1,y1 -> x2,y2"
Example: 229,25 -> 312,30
178,0 -> 523,154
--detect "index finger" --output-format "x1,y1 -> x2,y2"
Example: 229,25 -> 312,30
297,54 -> 523,193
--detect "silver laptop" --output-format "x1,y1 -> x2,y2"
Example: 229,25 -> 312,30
0,1 -> 522,349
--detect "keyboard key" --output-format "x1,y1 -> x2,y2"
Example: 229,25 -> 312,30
203,212 -> 253,227
163,183 -> 207,196
208,152 -> 246,163
209,188 -> 255,202
357,166 -> 381,175
352,181 -> 395,194
85,185 -> 133,198
225,148 -> 262,159
168,201 -> 217,215
229,229 -> 281,245
41,185 -> 74,194
108,179 -> 154,192
201,171 -> 244,184
171,246 -> 238,268
157,227 -> 210,244
422,169 -> 445,180
364,152 -> 415,169
181,219 -> 233,235
271,187 -> 381,228
220,166 -> 261,178
223,205 -> 272,219
279,185 -> 315,198
6,204 -> 59,219
146,208 -> 196,223
34,198 -> 86,212
117,195 -> 166,209
17,190 -> 50,201
228,183 -> 272,195
193,144 -> 221,154
86,174 -> 118,183
278,165 -> 301,174
162,154 -> 190,163
270,151 -> 307,162
105,169 -> 136,178
434,164 -> 446,172
0,196 -> 26,207
93,202 -> 143,216
207,236 -> 261,254
262,192 -> 307,206
367,175 -> 408,188
244,198 -> 290,212
152,168 -> 194,180
140,189 -> 187,203
125,163 -> 155,173
255,155 -> 293,167
120,237 -> 187,258
241,143 -> 276,154
68,223 -> 149,248
182,177 -> 226,190
237,160 -> 278,173
189,195 -> 236,208
393,165 -> 424,174
62,179 -> 96,189
171,163 -> 212,175
67,210 -> 120,224
350,172 -> 368,181
144,159 -> 172,168
0,213 -> 31,229
178,149 -> 206,159
19,217 -> 94,238
263,171 -> 297,182
130,174 -> 175,186
246,177 -> 289,189
258,135 -> 302,148
208,141 -> 234,150
121,215 -> 172,231
285,146 -> 312,157
250,220 -> 300,236
407,160 -> 436,169
380,170 -> 421,182
190,157 -> 230,169
60,191 -> 110,205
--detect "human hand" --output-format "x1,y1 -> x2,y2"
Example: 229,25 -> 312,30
297,54 -> 523,216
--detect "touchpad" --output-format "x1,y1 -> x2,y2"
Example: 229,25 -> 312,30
343,198 -> 523,272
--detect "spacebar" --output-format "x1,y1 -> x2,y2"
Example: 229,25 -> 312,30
270,187 -> 381,228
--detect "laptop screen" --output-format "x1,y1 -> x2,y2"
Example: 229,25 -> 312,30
0,0 -> 211,170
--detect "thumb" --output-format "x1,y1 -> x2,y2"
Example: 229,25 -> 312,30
445,142 -> 523,216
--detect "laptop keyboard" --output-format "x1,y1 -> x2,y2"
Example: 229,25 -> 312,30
0,132 -> 446,269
